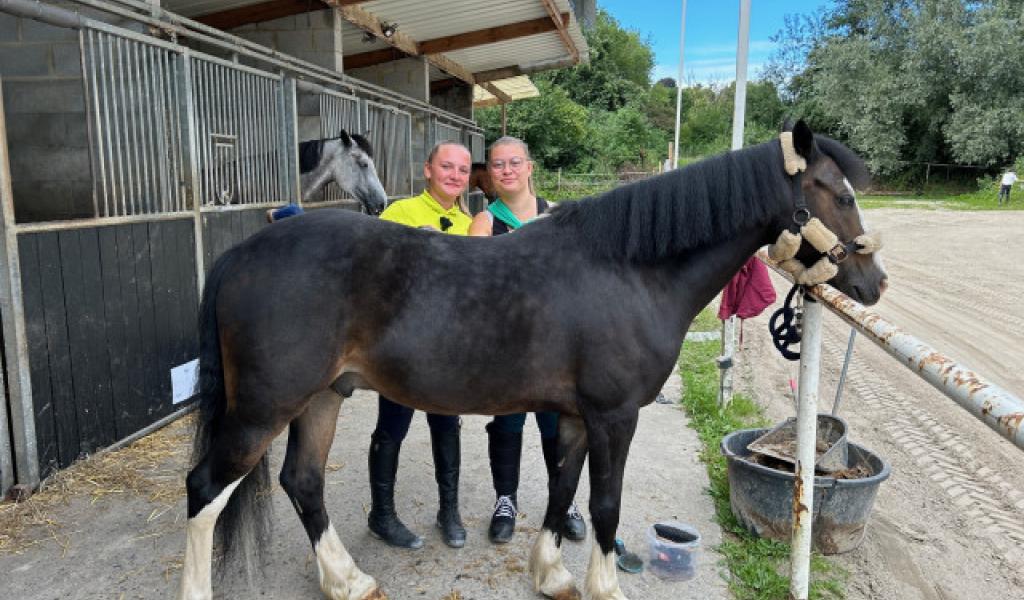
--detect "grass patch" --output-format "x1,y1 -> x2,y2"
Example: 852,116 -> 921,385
678,310 -> 846,599
859,191 -> 1024,211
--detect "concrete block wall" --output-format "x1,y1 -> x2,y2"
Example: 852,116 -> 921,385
230,9 -> 342,72
347,57 -> 429,103
430,83 -> 473,120
0,13 -> 94,222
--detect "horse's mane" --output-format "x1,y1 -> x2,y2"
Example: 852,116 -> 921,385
548,135 -> 867,263
298,132 -> 375,174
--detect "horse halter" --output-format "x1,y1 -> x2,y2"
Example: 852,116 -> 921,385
767,132 -> 882,286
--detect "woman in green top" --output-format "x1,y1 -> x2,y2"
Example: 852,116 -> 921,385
366,141 -> 473,550
469,137 -> 587,544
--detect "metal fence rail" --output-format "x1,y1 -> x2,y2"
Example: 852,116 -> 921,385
366,101 -> 412,198
191,57 -> 288,208
317,91 -> 362,203
82,29 -> 186,216
467,130 -> 485,163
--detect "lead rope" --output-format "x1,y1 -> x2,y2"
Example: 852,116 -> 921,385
769,283 -> 804,361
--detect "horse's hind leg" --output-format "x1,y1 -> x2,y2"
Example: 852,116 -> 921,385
280,390 -> 383,600
530,414 -> 588,600
180,416 -> 280,600
582,407 -> 639,600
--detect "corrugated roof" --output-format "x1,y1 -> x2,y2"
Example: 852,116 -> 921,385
473,75 -> 540,107
165,0 -> 588,84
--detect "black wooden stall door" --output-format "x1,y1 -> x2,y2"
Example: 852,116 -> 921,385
18,220 -> 199,475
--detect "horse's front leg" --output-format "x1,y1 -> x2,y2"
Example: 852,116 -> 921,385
280,391 -> 383,600
582,406 -> 639,600
530,414 -> 588,600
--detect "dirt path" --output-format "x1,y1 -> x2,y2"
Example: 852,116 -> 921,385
0,370 -> 728,600
734,209 -> 1024,600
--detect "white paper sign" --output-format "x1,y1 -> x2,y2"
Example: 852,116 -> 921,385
171,358 -> 200,404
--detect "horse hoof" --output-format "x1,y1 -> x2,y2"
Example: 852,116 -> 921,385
551,588 -> 582,600
360,587 -> 387,600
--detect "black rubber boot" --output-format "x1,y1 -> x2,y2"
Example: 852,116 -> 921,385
487,422 -> 523,544
542,436 -> 587,542
431,426 -> 466,548
367,430 -> 423,549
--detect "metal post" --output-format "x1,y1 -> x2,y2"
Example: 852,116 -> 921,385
180,51 -> 206,296
672,0 -> 688,170
0,80 -> 40,492
501,102 -> 507,137
833,329 -> 857,415
281,77 -> 301,203
790,295 -> 823,600
717,0 -> 751,407
731,0 -> 751,151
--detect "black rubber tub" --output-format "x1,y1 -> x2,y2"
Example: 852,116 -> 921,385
721,427 -> 891,554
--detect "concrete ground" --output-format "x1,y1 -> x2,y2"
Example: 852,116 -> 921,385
1,367 -> 729,600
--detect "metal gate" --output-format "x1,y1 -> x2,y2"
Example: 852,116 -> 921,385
435,122 -> 461,145
318,90 -> 362,203
190,56 -> 290,207
467,130 -> 485,163
366,100 -> 412,198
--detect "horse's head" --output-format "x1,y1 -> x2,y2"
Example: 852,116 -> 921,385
781,120 -> 888,305
328,130 -> 388,215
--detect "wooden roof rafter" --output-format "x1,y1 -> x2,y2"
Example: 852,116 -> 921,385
196,0 -> 365,30
330,1 -> 476,84
538,0 -> 579,62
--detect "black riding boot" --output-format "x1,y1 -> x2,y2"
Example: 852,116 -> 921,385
431,426 -> 466,548
367,430 -> 423,549
541,436 -> 587,542
487,422 -> 523,544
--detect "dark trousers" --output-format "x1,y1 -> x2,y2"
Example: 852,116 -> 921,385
490,411 -> 559,439
999,184 -> 1012,204
373,395 -> 459,442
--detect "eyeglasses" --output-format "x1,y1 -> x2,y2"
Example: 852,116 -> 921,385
489,157 -> 527,171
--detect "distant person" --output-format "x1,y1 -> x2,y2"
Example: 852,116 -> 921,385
999,169 -> 1018,205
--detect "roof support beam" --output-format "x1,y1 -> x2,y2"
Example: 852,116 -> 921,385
538,0 -> 579,62
196,0 -> 359,30
480,82 -> 512,104
344,13 -> 570,73
473,58 -> 578,83
417,13 -> 570,55
332,1 -> 475,84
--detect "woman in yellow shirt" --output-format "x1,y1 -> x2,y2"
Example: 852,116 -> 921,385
367,141 -> 472,550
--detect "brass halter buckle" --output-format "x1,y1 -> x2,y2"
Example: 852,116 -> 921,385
827,242 -> 850,264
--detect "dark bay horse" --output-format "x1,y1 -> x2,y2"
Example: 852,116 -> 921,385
178,121 -> 887,600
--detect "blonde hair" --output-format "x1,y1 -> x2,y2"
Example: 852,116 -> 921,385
488,136 -> 531,160
426,140 -> 471,164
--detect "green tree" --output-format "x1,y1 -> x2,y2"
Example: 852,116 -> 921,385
767,0 -> 1024,173
475,80 -> 589,169
541,9 -> 655,111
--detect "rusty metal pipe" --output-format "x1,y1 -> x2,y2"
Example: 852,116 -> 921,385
760,254 -> 1024,452
790,295 -> 822,600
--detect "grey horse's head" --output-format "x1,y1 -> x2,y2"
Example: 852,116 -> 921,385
319,130 -> 388,215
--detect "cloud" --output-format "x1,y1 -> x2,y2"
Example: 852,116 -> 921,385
654,61 -> 767,85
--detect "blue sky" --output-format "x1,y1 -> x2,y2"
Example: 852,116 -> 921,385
597,0 -> 833,84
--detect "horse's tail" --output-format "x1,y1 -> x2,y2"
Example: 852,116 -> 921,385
192,249 -> 271,583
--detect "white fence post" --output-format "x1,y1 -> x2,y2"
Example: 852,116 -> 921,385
790,294 -> 823,600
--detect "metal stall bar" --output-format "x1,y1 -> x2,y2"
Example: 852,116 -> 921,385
0,80 -> 40,491
181,50 -> 205,294
789,296 -> 823,600
756,252 -> 1024,599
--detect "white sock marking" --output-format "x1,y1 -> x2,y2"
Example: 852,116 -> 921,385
528,529 -> 575,597
315,522 -> 377,600
178,477 -> 244,600
584,543 -> 628,600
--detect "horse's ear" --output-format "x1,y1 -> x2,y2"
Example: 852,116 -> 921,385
338,129 -> 352,148
791,119 -> 814,159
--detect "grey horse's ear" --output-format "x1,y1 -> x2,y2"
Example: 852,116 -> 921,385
338,130 -> 352,148
791,119 -> 814,159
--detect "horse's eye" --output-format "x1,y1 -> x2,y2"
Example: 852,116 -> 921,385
358,160 -> 369,169
836,194 -> 856,207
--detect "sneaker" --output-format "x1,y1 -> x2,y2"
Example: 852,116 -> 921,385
488,494 -> 518,544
